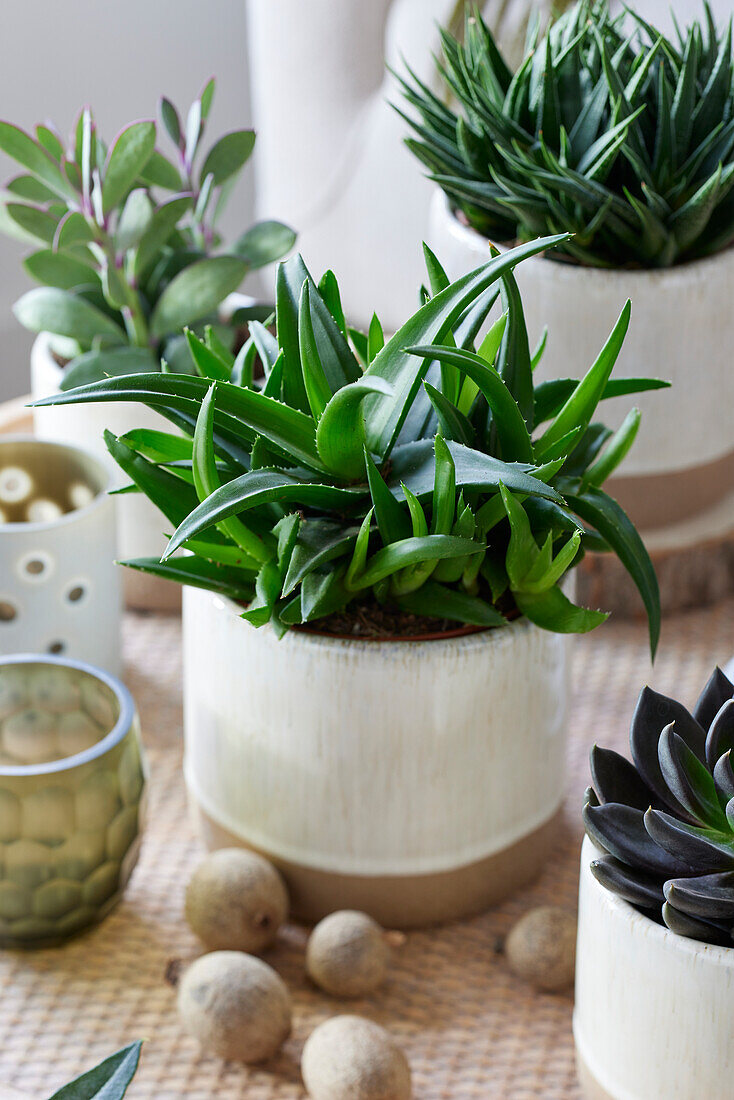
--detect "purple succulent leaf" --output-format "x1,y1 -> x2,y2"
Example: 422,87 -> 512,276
705,698 -> 734,770
664,871 -> 734,920
584,802 -> 692,877
629,686 -> 706,812
644,808 -> 734,873
693,665 -> 734,731
714,750 -> 734,803
661,901 -> 732,946
590,855 -> 664,908
590,744 -> 659,810
657,725 -> 729,829
584,784 -> 600,809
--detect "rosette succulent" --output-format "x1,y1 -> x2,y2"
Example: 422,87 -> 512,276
584,666 -> 734,945
0,80 -> 294,387
399,1 -> 734,267
34,235 -> 663,646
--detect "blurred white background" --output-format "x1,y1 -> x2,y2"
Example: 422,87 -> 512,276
0,0 -> 731,402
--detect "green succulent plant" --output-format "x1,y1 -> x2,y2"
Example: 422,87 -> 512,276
48,1041 -> 141,1099
34,237 -> 664,648
0,80 -> 295,388
584,667 -> 734,946
399,0 -> 734,267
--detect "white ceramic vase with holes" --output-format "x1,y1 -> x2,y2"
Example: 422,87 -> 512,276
182,586 -> 569,928
0,437 -> 121,675
574,837 -> 734,1099
30,334 -> 176,612
428,191 -> 734,534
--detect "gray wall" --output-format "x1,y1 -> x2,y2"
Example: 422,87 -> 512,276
0,0 -> 253,402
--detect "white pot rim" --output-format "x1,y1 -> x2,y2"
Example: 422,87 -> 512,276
580,837 -> 734,966
434,190 -> 734,286
210,591 -> 545,653
0,432 -> 113,532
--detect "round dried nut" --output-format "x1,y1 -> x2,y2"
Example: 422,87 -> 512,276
177,950 -> 291,1063
185,848 -> 289,953
505,905 -> 577,991
302,1015 -> 412,1099
306,911 -> 390,998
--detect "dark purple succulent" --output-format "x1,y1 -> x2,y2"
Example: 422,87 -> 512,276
584,667 -> 734,946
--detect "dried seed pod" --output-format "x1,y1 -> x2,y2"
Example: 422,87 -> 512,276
505,905 -> 577,991
302,1015 -> 412,1099
185,848 -> 289,953
306,910 -> 390,998
177,950 -> 291,1064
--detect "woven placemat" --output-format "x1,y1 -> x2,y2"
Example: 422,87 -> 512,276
1,602 -> 733,1099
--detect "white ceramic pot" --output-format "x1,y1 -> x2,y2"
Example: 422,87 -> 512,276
574,837 -> 734,1100
429,192 -> 734,532
31,333 -> 178,612
0,436 -> 121,675
182,586 -> 569,927
245,0 -> 451,331
245,1 -> 558,332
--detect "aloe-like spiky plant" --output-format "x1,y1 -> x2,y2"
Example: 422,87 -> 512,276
585,667 -> 734,946
0,80 -> 294,388
34,237 -> 663,647
399,1 -> 734,267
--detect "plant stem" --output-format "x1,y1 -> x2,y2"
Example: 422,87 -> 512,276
122,292 -> 149,348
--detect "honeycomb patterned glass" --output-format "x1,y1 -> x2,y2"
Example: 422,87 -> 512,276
0,656 -> 146,947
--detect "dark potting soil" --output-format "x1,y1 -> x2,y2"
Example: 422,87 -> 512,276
295,595 -> 517,641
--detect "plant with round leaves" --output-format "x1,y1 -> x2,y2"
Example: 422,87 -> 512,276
584,666 -> 734,946
33,236 -> 664,648
399,0 -> 734,267
48,1041 -> 141,1098
0,79 -> 295,387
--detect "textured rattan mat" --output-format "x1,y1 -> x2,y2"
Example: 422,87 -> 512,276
1,601 -> 733,1099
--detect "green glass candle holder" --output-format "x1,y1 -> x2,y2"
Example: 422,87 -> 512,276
0,654 -> 146,947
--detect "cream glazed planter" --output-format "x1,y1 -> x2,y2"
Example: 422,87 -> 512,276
429,192 -> 734,533
182,586 -> 569,928
31,333 -> 178,612
574,837 -> 734,1100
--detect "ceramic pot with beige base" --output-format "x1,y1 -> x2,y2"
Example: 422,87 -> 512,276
0,436 -> 121,675
574,837 -> 734,1100
30,333 -> 179,613
182,585 -> 569,928
429,191 -> 734,610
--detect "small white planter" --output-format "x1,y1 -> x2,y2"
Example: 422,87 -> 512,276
182,586 -> 569,927
574,837 -> 734,1099
30,334 -> 178,612
0,436 -> 121,675
429,192 -> 734,531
